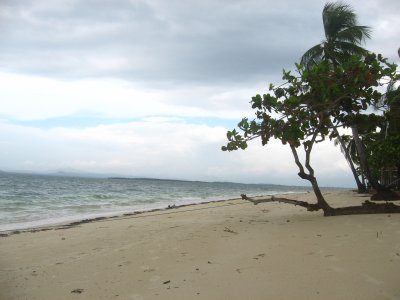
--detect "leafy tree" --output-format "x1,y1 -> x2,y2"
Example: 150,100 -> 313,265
301,1 -> 372,192
223,53 -> 400,215
369,77 -> 400,189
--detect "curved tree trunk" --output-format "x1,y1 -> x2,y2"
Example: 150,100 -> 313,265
310,177 -> 334,215
335,130 -> 366,193
289,144 -> 333,215
351,126 -> 386,191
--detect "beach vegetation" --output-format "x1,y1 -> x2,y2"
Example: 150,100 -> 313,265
368,79 -> 400,190
222,51 -> 400,215
301,1 -> 373,193
223,1 -> 400,215
299,2 -> 400,194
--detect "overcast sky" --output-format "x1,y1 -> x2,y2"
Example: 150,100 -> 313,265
0,0 -> 399,187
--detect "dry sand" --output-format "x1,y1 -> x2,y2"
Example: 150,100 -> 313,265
1,190 -> 399,300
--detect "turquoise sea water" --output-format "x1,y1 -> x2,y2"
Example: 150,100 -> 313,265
0,172 -> 314,231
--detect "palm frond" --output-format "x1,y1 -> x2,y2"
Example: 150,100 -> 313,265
300,44 -> 324,69
337,25 -> 372,44
323,2 -> 357,40
303,2 -> 371,68
333,41 -> 369,57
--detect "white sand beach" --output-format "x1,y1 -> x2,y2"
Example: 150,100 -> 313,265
1,190 -> 399,300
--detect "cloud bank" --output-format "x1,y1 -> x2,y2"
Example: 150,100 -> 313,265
0,0 -> 398,187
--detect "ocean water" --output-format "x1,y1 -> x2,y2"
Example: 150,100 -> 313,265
0,172 -> 313,231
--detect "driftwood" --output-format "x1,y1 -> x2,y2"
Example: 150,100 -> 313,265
327,200 -> 400,216
241,194 -> 400,216
241,194 -> 320,211
370,190 -> 400,201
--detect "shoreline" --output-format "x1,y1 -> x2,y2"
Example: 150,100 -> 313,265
0,197 -> 242,236
1,190 -> 315,235
2,190 -> 399,300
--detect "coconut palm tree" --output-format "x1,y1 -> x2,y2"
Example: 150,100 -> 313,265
334,134 -> 366,191
301,2 -> 371,69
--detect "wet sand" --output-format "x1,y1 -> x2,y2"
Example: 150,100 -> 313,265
1,190 -> 399,299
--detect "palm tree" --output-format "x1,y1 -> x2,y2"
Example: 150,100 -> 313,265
300,2 -> 375,192
334,134 -> 366,192
301,2 -> 371,69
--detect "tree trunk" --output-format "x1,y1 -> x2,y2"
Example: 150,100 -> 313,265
335,131 -> 366,192
310,177 -> 333,215
351,126 -> 385,191
397,164 -> 400,190
328,200 -> 400,215
242,195 -> 400,216
289,144 -> 333,215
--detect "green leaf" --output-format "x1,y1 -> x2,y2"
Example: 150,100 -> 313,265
251,94 -> 262,109
275,88 -> 284,98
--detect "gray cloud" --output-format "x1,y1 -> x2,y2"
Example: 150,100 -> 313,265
1,0 -> 397,185
0,0 -> 334,86
0,0 -> 398,114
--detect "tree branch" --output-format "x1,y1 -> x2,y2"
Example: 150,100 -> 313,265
304,128 -> 321,177
241,194 -> 320,211
241,194 -> 400,216
290,145 -> 312,180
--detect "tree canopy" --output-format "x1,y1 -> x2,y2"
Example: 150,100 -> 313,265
223,52 -> 400,215
300,1 -> 375,192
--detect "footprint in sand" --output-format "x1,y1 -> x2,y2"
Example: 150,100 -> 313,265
362,274 -> 383,286
328,266 -> 345,273
118,261 -> 131,267
324,254 -> 339,262
149,275 -> 161,283
141,265 -> 156,272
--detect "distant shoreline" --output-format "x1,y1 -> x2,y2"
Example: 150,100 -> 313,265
0,170 -> 350,188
